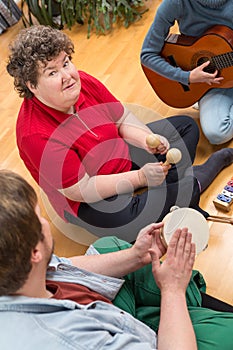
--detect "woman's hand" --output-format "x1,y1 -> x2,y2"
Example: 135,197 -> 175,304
138,162 -> 170,187
146,134 -> 170,155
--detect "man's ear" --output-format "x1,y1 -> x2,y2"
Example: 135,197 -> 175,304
31,244 -> 42,264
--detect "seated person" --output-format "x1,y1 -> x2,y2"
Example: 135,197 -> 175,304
1,169 -> 233,349
140,0 -> 233,145
7,25 -> 233,241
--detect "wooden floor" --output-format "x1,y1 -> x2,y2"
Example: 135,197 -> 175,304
0,0 -> 233,304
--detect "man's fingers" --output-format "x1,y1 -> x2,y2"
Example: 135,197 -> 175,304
166,228 -> 195,261
182,231 -> 192,250
137,222 -> 163,238
188,243 -> 196,269
166,228 -> 181,258
149,248 -> 160,269
176,228 -> 188,255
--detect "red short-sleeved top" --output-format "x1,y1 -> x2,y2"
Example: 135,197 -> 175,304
16,71 -> 132,219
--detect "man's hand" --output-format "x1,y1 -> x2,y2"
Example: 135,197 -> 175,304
131,222 -> 167,266
149,228 -> 195,293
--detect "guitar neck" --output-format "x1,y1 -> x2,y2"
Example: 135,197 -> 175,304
211,51 -> 233,70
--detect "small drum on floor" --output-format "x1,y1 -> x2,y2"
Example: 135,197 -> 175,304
161,207 -> 209,255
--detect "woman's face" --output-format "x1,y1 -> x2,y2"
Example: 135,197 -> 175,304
27,51 -> 81,114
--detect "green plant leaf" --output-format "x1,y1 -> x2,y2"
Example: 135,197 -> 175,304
21,0 -> 148,37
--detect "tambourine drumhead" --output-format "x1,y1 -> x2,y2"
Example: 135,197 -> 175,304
162,207 -> 209,255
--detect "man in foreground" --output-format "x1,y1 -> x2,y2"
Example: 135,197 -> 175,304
0,170 -> 233,349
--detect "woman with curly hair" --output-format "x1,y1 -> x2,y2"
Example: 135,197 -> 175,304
7,25 -> 233,241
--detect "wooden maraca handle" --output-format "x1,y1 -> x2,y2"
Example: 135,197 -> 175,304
163,148 -> 182,165
146,134 -> 160,148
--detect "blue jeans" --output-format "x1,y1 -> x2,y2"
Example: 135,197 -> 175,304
199,87 -> 233,145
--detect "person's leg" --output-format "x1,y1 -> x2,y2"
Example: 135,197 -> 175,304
199,87 -> 233,145
128,115 -> 199,182
92,237 -> 163,331
149,115 -> 198,186
92,237 -> 233,348
91,237 -> 203,330
201,292 -> 233,312
148,115 -> 199,164
73,174 -> 202,241
192,148 -> 233,192
89,236 -> 138,315
147,115 -> 233,191
126,266 -> 206,332
130,113 -> 233,191
189,306 -> 233,350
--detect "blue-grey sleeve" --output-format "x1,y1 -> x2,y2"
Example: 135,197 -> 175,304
141,0 -> 190,85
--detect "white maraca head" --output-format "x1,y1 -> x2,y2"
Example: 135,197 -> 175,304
166,148 -> 182,164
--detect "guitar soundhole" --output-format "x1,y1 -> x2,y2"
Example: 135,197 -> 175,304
197,57 -> 216,74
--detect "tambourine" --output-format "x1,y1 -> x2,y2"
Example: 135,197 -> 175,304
161,207 -> 209,255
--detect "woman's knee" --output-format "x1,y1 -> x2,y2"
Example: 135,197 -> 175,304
167,115 -> 200,142
148,115 -> 199,142
199,88 -> 233,144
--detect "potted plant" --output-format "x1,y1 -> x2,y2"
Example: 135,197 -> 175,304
21,0 -> 148,37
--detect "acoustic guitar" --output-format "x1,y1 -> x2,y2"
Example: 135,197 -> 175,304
141,25 -> 233,108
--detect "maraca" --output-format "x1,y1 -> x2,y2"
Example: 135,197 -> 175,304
146,133 -> 182,165
164,148 -> 182,165
146,133 -> 160,148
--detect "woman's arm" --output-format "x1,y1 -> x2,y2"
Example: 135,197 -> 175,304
59,169 -> 142,202
59,161 -> 168,202
117,106 -> 169,154
141,0 -> 191,86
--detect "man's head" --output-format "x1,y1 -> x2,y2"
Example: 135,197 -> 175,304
7,25 -> 75,99
0,170 -> 51,296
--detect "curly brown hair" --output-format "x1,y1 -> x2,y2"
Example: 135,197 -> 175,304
7,25 -> 75,99
0,170 -> 44,295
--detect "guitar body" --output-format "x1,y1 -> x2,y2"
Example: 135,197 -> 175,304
142,25 -> 233,108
